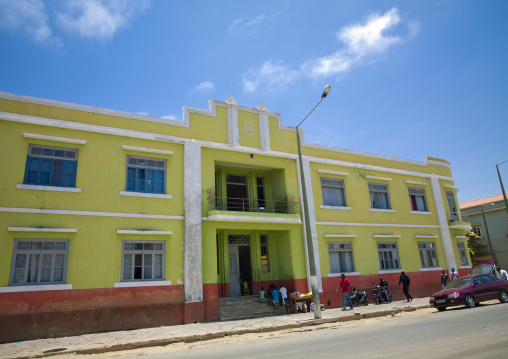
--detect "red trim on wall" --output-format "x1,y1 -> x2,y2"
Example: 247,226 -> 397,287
0,285 -> 184,314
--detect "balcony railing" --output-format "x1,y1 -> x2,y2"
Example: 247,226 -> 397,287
209,197 -> 299,215
447,211 -> 462,222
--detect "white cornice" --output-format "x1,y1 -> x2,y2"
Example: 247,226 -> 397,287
23,133 -> 86,144
324,234 -> 357,238
0,207 -> 184,220
373,235 -> 401,238
0,91 -> 189,127
1,91 -> 454,171
204,215 -> 301,224
405,180 -> 428,186
317,169 -> 349,176
365,175 -> 392,181
8,227 -> 77,232
122,145 -> 174,155
317,222 -> 440,228
116,230 -> 172,235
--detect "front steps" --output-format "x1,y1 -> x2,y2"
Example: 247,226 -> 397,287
218,295 -> 286,321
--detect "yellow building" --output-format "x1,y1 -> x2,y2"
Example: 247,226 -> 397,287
0,92 -> 471,342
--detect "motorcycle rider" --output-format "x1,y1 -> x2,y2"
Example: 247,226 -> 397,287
379,277 -> 391,303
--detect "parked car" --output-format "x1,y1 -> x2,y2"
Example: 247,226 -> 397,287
429,274 -> 508,311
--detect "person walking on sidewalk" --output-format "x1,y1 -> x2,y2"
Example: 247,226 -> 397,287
398,271 -> 413,302
336,274 -> 354,311
441,270 -> 449,289
450,268 -> 459,281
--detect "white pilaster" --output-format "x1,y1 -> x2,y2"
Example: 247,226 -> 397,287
430,175 -> 457,271
302,157 -> 323,291
257,103 -> 271,151
226,96 -> 239,146
184,141 -> 203,302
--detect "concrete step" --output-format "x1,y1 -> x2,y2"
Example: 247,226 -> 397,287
219,295 -> 287,321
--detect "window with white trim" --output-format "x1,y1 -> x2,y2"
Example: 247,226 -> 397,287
408,187 -> 428,212
121,241 -> 165,281
446,191 -> 459,221
321,178 -> 346,207
126,156 -> 166,194
418,242 -> 439,268
457,242 -> 468,266
377,242 -> 400,269
369,183 -> 391,209
9,239 -> 69,285
328,242 -> 355,273
23,144 -> 78,187
472,225 -> 482,237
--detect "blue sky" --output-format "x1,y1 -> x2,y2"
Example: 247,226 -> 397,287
1,0 -> 507,203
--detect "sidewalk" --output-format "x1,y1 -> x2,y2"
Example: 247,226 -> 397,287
0,298 -> 430,359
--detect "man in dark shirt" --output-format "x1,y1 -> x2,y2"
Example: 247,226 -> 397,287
379,277 -> 391,303
398,271 -> 413,302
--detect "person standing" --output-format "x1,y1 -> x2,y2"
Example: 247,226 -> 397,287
279,283 -> 288,312
450,268 -> 459,281
398,271 -> 413,302
336,274 -> 354,311
497,266 -> 508,281
441,270 -> 449,289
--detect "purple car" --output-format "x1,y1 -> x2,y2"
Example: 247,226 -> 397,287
429,274 -> 508,311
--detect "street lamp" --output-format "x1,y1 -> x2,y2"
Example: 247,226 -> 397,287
296,85 -> 331,320
496,160 -> 508,216
480,203 -> 496,262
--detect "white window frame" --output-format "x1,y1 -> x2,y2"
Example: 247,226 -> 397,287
9,239 -> 70,286
377,242 -> 400,270
418,242 -> 439,268
369,183 -> 391,210
121,240 -> 165,282
125,155 -> 167,194
471,225 -> 482,237
321,177 -> 347,207
328,242 -> 355,273
457,242 -> 469,266
408,187 -> 428,212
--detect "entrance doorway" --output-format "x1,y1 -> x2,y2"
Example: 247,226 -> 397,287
228,235 -> 251,296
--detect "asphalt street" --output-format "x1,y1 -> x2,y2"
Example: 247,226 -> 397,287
113,302 -> 508,359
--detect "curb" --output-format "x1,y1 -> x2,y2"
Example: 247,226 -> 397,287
19,304 -> 431,359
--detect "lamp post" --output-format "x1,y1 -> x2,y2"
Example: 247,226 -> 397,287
496,160 -> 508,216
480,203 -> 496,262
296,85 -> 331,320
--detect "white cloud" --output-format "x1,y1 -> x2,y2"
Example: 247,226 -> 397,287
162,114 -> 176,120
228,14 -> 270,40
57,0 -> 150,40
135,112 -> 149,116
243,8 -> 417,93
0,0 -> 59,44
193,81 -> 216,92
242,61 -> 299,93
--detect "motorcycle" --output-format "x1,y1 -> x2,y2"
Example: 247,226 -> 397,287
350,287 -> 369,306
371,281 -> 392,304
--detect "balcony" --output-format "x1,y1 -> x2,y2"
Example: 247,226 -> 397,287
209,197 -> 299,215
447,211 -> 462,223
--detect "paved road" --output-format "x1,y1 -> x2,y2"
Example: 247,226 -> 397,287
116,302 -> 508,359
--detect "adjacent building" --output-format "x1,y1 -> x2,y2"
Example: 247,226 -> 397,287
0,91 -> 471,342
460,193 -> 508,269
